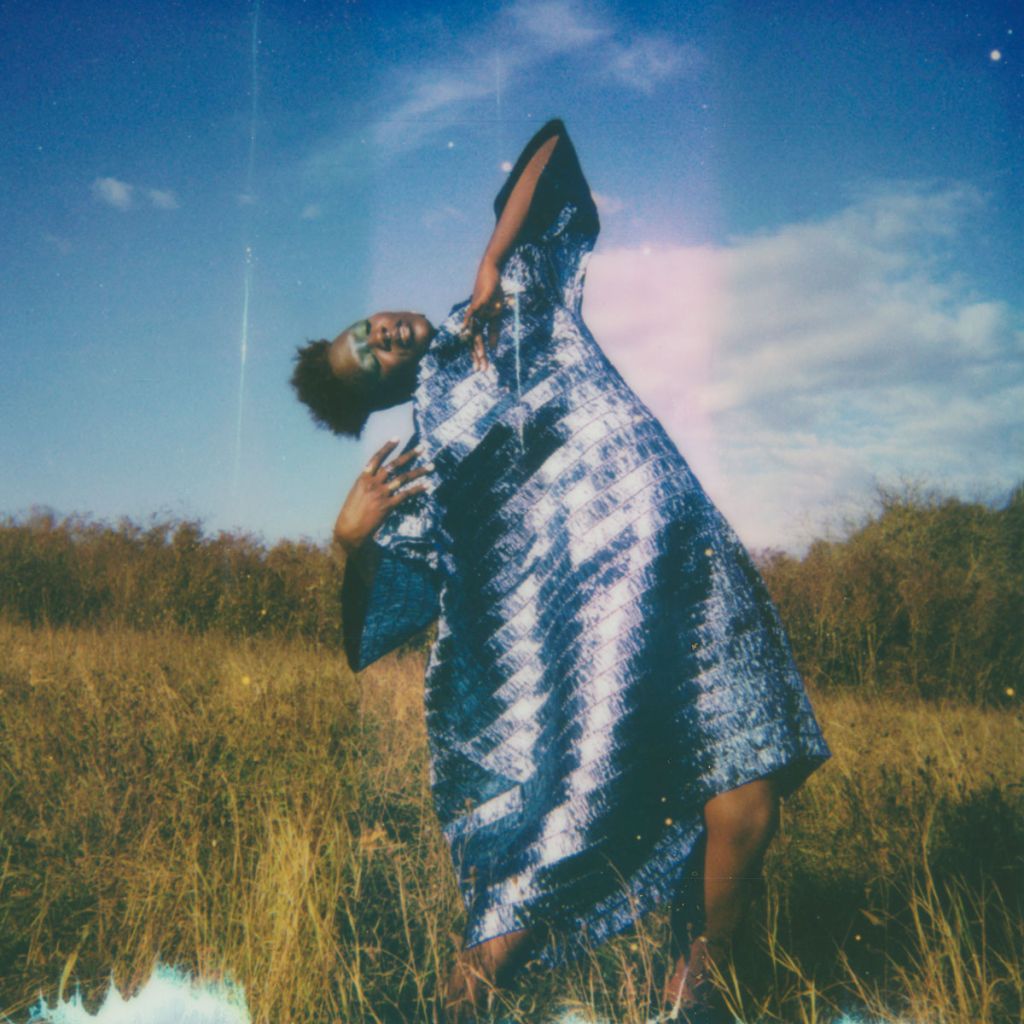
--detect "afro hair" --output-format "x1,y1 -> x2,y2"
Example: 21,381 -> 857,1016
290,338 -> 373,438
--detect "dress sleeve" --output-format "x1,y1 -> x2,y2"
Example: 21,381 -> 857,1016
342,545 -> 439,671
341,439 -> 441,672
492,118 -> 600,253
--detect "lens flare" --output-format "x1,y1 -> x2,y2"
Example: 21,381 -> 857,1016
25,964 -> 249,1024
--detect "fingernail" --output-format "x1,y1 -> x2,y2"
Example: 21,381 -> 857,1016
424,462 -> 435,471
388,436 -> 399,444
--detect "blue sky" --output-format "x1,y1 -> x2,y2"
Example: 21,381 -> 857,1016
2,0 -> 1021,551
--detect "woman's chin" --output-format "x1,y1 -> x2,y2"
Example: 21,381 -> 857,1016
372,393 -> 412,412
414,319 -> 436,354
371,376 -> 418,411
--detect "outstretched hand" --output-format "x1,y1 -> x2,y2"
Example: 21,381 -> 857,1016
461,259 -> 504,372
333,440 -> 433,553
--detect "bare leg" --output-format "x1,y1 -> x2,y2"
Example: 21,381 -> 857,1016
663,776 -> 780,1014
444,928 -> 534,1022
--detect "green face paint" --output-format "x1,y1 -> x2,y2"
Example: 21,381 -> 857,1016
349,320 -> 382,382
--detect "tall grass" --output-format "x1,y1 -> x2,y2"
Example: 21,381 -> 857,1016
1,619 -> 1020,1023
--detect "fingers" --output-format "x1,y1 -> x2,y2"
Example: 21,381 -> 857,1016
387,463 -> 434,491
376,449 -> 436,502
387,481 -> 429,507
467,316 -> 500,371
388,447 -> 422,472
367,443 -> 423,480
461,301 -> 484,342
462,291 -> 501,325
473,332 -> 488,373
461,313 -> 487,372
461,309 -> 485,372
364,437 -> 400,475
462,292 -> 505,373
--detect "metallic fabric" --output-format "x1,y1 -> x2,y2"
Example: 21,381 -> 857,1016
353,123 -> 831,963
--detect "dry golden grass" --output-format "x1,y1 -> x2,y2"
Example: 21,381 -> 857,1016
0,618 -> 1020,1023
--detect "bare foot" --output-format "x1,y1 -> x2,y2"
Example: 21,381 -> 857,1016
443,956 -> 491,1023
662,934 -> 730,1021
443,928 -> 534,1022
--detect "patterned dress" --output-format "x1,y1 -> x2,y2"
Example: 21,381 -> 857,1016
343,120 -> 830,963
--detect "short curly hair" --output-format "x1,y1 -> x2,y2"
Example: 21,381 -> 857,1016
290,338 -> 373,438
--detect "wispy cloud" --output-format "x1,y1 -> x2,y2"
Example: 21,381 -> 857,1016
300,203 -> 322,221
145,188 -> 180,210
367,70 -> 503,156
584,184 -> 1023,550
505,0 -> 611,54
92,177 -> 180,210
42,232 -> 73,255
421,204 -> 469,229
303,0 -> 703,178
92,177 -> 134,210
608,34 -> 704,93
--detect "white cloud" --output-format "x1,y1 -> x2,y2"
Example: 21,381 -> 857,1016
505,0 -> 611,54
92,178 -> 180,211
583,185 -> 1023,551
300,203 -> 322,221
609,35 -> 704,93
92,177 -> 134,210
145,188 -> 180,210
368,68 -> 502,155
421,204 -> 468,229
304,0 -> 704,174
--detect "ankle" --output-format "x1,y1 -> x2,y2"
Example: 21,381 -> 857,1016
695,932 -> 731,955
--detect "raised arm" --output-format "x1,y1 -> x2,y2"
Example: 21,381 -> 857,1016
462,121 -> 565,370
482,129 -> 562,272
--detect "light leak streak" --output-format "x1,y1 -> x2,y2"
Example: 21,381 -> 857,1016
232,0 -> 262,502
233,245 -> 254,499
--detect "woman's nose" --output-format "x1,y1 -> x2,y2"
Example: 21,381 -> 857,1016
373,328 -> 410,367
372,338 -> 402,373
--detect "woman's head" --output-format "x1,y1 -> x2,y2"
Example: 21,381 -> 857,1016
291,311 -> 434,437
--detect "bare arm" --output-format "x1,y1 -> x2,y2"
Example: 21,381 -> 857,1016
482,132 -> 561,270
463,129 -> 563,370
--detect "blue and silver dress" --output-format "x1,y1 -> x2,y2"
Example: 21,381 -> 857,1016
344,120 -> 830,963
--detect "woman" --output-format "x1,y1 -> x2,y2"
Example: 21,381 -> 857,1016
292,119 -> 830,1023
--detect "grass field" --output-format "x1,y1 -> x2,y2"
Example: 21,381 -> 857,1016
0,618 -> 1021,1023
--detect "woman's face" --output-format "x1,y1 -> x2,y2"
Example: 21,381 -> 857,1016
328,311 -> 434,406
